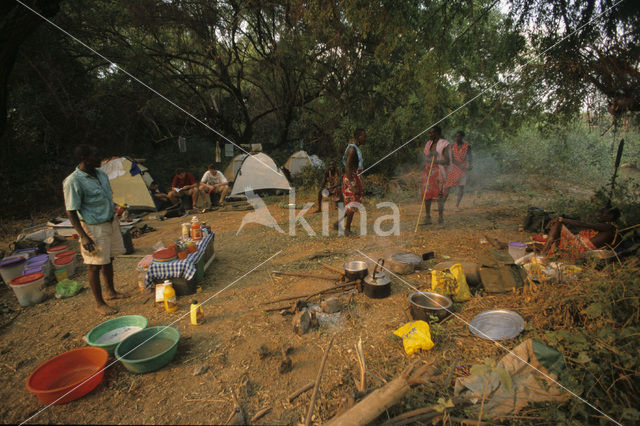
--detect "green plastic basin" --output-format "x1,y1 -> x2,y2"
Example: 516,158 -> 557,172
115,326 -> 180,374
85,315 -> 148,355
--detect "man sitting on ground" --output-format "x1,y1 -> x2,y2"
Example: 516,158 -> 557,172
199,164 -> 230,207
541,206 -> 620,258
148,181 -> 172,210
168,168 -> 198,208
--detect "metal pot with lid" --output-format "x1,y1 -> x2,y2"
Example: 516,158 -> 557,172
363,259 -> 391,299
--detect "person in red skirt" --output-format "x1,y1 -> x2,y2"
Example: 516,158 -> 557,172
420,126 -> 451,224
334,128 -> 366,235
445,130 -> 473,211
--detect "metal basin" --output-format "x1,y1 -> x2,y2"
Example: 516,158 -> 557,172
408,291 -> 452,321
343,260 -> 369,281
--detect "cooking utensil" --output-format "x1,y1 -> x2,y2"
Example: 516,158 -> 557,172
387,252 -> 422,274
408,291 -> 452,321
363,259 -> 391,298
469,310 -> 525,340
343,260 -> 369,281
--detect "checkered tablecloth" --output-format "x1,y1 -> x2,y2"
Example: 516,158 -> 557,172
144,232 -> 214,287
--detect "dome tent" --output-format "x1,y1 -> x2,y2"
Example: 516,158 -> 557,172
283,150 -> 323,175
230,152 -> 292,196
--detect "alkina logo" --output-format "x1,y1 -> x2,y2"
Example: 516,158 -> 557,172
236,188 -> 400,236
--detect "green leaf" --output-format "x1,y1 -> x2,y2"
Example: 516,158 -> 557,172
433,397 -> 455,413
494,366 -> 513,391
470,364 -> 489,377
583,303 -> 602,318
575,352 -> 591,364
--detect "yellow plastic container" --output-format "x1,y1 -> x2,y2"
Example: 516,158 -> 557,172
54,267 -> 68,282
163,281 -> 177,313
190,300 -> 204,325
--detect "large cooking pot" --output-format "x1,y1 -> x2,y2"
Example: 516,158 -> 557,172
343,260 -> 369,281
363,259 -> 391,299
387,252 -> 422,275
408,291 -> 452,321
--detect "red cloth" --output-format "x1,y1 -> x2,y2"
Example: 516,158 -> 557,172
548,226 -> 597,259
171,172 -> 195,189
446,141 -> 470,188
421,164 -> 445,200
342,171 -> 363,213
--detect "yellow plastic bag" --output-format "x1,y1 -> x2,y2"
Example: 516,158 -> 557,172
431,269 -> 457,296
449,263 -> 471,302
393,320 -> 434,355
431,264 -> 471,302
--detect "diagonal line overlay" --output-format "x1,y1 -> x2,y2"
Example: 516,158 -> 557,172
360,0 -> 625,176
355,250 -> 622,425
15,0 -> 281,176
20,250 -> 282,425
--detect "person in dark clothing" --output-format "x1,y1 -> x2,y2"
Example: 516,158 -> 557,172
315,162 -> 342,213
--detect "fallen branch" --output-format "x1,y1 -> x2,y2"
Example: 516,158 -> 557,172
354,337 -> 366,392
287,381 -> 315,403
325,361 -> 440,426
225,384 -> 245,425
304,336 -> 336,426
250,407 -> 270,423
261,281 -> 357,305
381,398 -> 471,425
273,271 -> 338,280
320,262 -> 345,276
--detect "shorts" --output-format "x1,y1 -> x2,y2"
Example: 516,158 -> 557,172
80,218 -> 125,265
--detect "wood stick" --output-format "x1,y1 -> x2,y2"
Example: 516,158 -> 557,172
273,271 -> 337,280
325,362 -> 439,426
261,281 -> 357,305
287,381 -> 315,403
414,157 -> 435,233
320,262 -> 345,276
355,337 -> 366,392
250,407 -> 271,423
304,336 -> 336,426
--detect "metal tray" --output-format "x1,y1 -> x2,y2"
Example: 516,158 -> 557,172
469,310 -> 525,341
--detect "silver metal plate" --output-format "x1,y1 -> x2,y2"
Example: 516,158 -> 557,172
469,310 -> 525,341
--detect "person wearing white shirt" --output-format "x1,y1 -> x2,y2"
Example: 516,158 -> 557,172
199,164 -> 229,206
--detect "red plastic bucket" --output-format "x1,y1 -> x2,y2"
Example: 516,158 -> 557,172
47,245 -> 68,262
9,272 -> 46,306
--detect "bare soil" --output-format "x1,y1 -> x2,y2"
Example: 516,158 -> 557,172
0,190 -> 560,424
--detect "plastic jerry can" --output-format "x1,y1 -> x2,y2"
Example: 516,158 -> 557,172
163,280 -> 177,312
190,300 -> 205,325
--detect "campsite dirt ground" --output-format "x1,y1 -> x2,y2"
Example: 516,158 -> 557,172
0,187 -> 586,424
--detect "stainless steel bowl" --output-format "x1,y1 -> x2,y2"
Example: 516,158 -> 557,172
343,260 -> 369,280
408,291 -> 452,321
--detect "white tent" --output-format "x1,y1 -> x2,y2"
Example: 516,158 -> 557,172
231,153 -> 292,195
283,150 -> 323,175
309,154 -> 324,168
100,157 -> 156,210
223,154 -> 247,182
